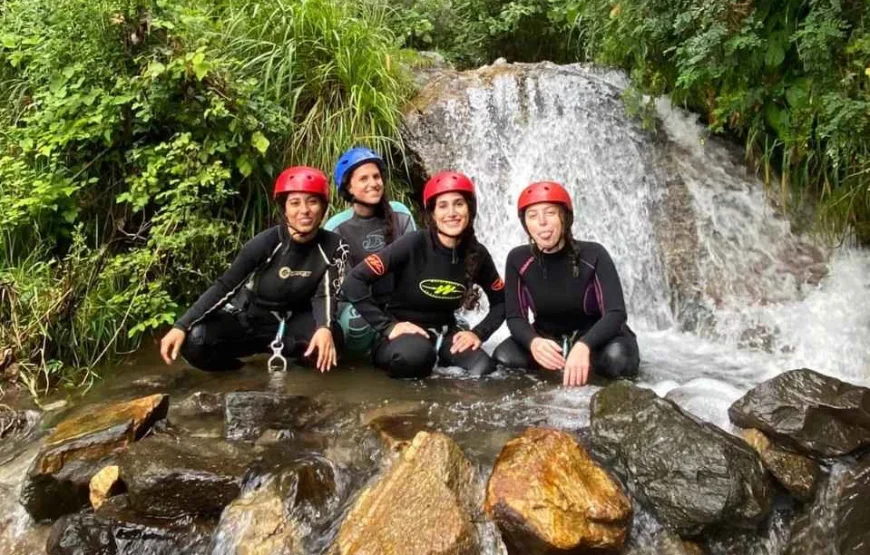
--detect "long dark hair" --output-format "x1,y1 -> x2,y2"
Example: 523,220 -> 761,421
426,193 -> 482,311
523,205 -> 578,277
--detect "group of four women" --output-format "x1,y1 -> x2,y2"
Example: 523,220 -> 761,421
159,148 -> 640,386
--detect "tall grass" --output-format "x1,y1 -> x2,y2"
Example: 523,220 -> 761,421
0,0 -> 417,396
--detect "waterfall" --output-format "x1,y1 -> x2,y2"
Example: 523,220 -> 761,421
404,62 -> 870,425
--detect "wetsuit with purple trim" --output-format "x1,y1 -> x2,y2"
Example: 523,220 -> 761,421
492,240 -> 639,378
174,226 -> 349,371
342,229 -> 506,378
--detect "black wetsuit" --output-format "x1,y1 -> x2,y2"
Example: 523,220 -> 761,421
493,240 -> 639,378
175,226 -> 349,371
342,229 -> 506,378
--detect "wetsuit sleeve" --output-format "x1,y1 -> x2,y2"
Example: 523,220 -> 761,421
470,247 -> 505,341
312,239 -> 350,329
504,251 -> 539,349
174,228 -> 278,331
579,245 -> 628,350
342,231 -> 419,335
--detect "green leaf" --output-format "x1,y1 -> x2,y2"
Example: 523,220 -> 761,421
236,155 -> 253,177
251,131 -> 270,154
191,51 -> 209,81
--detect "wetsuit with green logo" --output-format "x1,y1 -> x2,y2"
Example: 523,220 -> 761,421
342,229 -> 506,378
492,240 -> 639,379
174,226 -> 349,372
324,201 -> 415,352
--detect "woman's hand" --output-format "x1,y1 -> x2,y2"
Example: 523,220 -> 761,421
563,341 -> 591,387
530,337 -> 566,370
388,321 -> 429,341
450,331 -> 481,354
304,327 -> 337,373
159,328 -> 186,365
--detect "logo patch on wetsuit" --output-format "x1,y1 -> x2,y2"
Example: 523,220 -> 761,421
279,266 -> 312,279
491,277 -> 505,291
362,232 -> 385,252
419,279 -> 466,300
364,254 -> 385,276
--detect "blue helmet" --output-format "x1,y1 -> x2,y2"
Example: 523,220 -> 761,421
334,147 -> 385,191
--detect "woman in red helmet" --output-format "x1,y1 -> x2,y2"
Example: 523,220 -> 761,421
342,171 -> 505,378
493,181 -> 639,386
159,166 -> 349,373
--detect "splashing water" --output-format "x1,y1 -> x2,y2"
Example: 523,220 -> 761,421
416,62 -> 870,428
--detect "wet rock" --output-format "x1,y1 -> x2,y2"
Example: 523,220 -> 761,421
740,429 -> 821,501
215,455 -> 341,555
0,407 -> 40,440
225,392 -> 338,441
784,456 -> 870,555
729,368 -> 870,457
485,427 -> 632,554
119,435 -> 251,518
46,496 -> 212,555
330,431 -> 478,555
90,465 -> 124,509
20,394 -> 168,521
174,391 -> 224,416
213,485 -> 299,555
361,401 -> 433,452
590,382 -> 771,536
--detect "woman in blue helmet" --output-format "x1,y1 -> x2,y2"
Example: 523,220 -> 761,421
324,147 -> 416,353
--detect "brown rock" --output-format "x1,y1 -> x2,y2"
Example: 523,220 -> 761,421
216,485 -> 300,555
741,429 -> 821,501
89,465 -> 123,509
20,394 -> 169,521
331,431 -> 477,555
361,401 -> 433,452
485,427 -> 632,554
40,393 -> 169,474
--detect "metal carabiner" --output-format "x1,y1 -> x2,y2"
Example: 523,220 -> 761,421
267,314 -> 288,372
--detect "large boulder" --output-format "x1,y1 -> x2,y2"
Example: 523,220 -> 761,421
785,455 -> 870,555
485,427 -> 632,554
213,455 -> 341,555
20,394 -> 168,521
224,392 -> 342,441
361,401 -> 433,452
729,368 -> 870,457
118,435 -> 251,518
590,382 -> 771,537
330,431 -> 478,555
46,495 -> 212,555
740,429 -> 821,501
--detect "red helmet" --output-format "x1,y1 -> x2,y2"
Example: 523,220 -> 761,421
273,166 -> 329,201
422,171 -> 476,206
517,181 -> 572,213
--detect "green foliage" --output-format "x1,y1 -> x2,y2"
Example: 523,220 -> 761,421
564,0 -> 870,243
386,0 -> 577,67
0,0 -> 413,393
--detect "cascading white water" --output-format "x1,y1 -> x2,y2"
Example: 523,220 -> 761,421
418,62 -> 870,429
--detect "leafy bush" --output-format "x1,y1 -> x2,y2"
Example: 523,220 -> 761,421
0,0 -> 413,393
567,0 -> 870,242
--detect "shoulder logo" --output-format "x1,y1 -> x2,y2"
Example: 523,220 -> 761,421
491,277 -> 505,291
419,279 -> 466,300
364,254 -> 386,276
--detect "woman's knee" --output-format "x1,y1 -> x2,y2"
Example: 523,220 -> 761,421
377,335 -> 437,379
594,339 -> 639,379
180,323 -> 242,372
493,338 -> 532,369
